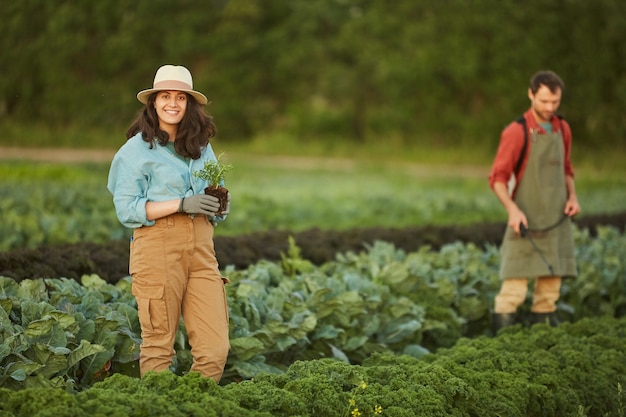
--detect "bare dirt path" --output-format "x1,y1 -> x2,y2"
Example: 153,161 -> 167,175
0,147 -> 116,163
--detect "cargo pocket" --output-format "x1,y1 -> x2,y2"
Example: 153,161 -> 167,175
129,228 -> 159,277
132,283 -> 169,335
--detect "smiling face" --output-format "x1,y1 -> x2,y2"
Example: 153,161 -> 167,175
154,90 -> 188,139
528,85 -> 562,124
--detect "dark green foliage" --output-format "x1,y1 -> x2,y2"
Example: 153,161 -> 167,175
0,388 -> 81,417
0,275 -> 140,390
2,224 -> 625,392
81,372 -> 266,417
0,315 -> 625,416
420,317 -> 626,416
1,0 -> 625,147
141,319 -> 626,415
223,379 -> 308,416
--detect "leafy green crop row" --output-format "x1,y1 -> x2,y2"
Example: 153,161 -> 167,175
0,275 -> 139,390
2,160 -> 626,251
2,226 -> 624,392
1,316 -> 625,416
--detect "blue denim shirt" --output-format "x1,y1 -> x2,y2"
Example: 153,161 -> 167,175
107,133 -> 226,228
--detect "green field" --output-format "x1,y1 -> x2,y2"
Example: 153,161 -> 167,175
2,146 -> 626,415
1,149 -> 625,251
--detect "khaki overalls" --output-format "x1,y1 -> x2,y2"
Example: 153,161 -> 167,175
494,126 -> 577,314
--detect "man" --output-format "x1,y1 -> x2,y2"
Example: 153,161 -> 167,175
488,70 -> 580,333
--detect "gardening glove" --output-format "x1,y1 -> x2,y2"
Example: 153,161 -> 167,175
178,194 -> 220,217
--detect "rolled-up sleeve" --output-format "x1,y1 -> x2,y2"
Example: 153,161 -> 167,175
488,122 -> 526,192
108,136 -> 230,228
107,141 -> 155,228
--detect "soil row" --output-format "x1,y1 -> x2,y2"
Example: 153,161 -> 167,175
1,211 -> 625,284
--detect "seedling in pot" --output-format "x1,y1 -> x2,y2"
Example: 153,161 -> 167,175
193,152 -> 233,215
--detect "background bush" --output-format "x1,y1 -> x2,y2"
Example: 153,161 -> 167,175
1,0 -> 624,153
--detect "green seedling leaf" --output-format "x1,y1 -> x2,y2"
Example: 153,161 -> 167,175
193,152 -> 233,186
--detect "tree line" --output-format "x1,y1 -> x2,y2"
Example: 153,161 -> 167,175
1,0 -> 624,149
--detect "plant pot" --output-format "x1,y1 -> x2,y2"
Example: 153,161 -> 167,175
204,185 -> 229,215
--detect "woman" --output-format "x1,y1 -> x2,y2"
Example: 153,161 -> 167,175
107,65 -> 230,382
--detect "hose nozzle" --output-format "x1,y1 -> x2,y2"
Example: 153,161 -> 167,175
519,223 -> 527,237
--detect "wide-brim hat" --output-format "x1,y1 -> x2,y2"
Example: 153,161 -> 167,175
137,65 -> 208,105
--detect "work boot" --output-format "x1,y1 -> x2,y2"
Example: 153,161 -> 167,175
530,312 -> 560,327
492,313 -> 517,335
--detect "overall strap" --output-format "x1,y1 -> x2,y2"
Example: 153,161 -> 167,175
513,114 -> 565,177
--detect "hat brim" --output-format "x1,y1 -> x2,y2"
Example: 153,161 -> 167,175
137,88 -> 208,105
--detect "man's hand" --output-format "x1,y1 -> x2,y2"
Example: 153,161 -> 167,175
564,175 -> 580,217
507,205 -> 528,236
493,182 -> 527,235
178,194 -> 220,217
564,197 -> 581,217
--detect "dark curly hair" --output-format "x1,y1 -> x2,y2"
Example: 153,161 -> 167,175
126,92 -> 217,160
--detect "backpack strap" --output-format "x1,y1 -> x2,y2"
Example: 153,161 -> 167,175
514,116 -> 528,177
513,114 -> 565,177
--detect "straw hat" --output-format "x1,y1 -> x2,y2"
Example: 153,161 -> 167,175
136,65 -> 208,105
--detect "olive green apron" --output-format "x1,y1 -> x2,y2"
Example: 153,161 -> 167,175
499,128 -> 577,279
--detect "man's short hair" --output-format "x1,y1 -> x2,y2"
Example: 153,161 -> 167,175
529,70 -> 564,94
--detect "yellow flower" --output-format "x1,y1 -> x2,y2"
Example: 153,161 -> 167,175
349,398 -> 356,407
351,409 -> 362,417
374,405 -> 383,414
360,381 -> 367,389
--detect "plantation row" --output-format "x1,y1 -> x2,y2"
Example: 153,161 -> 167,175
1,211 -> 625,284
2,159 -> 626,252
1,226 -> 624,392
2,159 -> 625,415
1,316 -> 625,416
